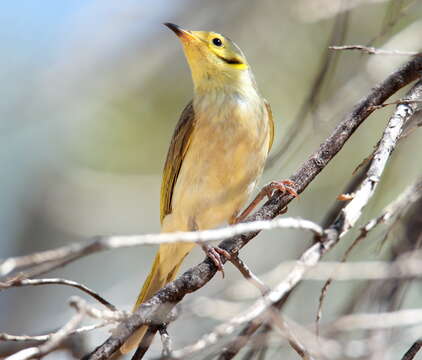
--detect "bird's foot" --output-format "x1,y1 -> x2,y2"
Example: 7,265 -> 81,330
201,244 -> 231,278
263,180 -> 298,199
234,179 -> 298,223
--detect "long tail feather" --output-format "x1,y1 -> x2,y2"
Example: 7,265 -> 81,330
120,242 -> 194,353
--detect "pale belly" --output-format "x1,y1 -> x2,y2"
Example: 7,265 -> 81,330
165,98 -> 270,232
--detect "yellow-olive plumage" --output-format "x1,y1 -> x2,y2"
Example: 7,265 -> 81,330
121,23 -> 274,353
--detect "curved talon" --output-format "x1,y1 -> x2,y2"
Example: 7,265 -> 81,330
201,244 -> 231,278
264,180 -> 298,198
234,179 -> 298,223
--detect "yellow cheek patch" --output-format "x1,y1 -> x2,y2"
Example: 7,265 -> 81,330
230,62 -> 248,70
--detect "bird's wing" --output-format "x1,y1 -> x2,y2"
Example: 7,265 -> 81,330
160,101 -> 196,223
264,100 -> 274,153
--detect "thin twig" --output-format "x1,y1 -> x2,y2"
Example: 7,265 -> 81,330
0,278 -> 117,311
4,301 -> 86,360
368,99 -> 422,111
158,325 -> 172,358
229,256 -> 269,296
69,297 -> 128,322
218,319 -> 263,360
317,177 -> 422,332
130,327 -> 159,360
401,339 -> 422,360
268,310 -> 315,360
330,45 -> 421,56
168,241 -> 336,359
0,217 -> 322,279
0,323 -> 109,343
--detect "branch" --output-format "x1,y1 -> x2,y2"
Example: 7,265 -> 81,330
0,278 -> 116,311
4,300 -> 86,360
268,311 -> 315,360
317,176 -> 422,329
83,55 -> 422,359
227,177 -> 422,302
1,297 -> 127,358
331,81 -> 422,238
0,323 -> 108,343
69,297 -> 129,322
401,340 -> 422,360
229,256 -> 269,296
329,45 -> 421,56
0,217 -> 322,279
158,325 -> 172,358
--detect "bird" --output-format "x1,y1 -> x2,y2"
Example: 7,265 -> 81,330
120,23 -> 296,353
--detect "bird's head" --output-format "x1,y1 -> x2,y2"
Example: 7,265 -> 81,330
164,23 -> 251,92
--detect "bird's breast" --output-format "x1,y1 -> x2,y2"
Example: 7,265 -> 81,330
170,90 -> 270,230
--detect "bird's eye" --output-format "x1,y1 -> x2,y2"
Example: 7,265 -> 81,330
212,38 -> 223,47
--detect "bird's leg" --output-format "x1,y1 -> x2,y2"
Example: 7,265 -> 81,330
201,244 -> 231,278
234,180 -> 298,223
191,216 -> 231,278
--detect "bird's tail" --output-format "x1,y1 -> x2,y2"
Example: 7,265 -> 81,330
120,240 -> 195,354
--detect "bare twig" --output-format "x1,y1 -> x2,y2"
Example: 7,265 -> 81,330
218,319 -> 263,360
330,82 -> 422,238
401,339 -> 422,360
131,307 -> 180,360
318,160 -> 371,232
158,325 -> 172,358
1,297 -> 125,358
172,215 -> 364,359
130,327 -> 159,360
330,45 -> 421,56
317,177 -> 422,331
0,217 -> 322,280
69,297 -> 128,322
210,257 -> 422,309
268,311 -> 315,360
4,300 -> 86,360
229,256 -> 269,296
0,323 -> 108,343
316,81 -> 422,331
221,296 -> 288,360
368,99 -> 422,111
0,278 -> 117,311
217,308 -> 422,359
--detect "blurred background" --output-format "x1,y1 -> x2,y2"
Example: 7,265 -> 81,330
1,0 -> 422,359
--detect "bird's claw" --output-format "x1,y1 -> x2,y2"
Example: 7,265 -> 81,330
201,244 -> 231,278
263,180 -> 298,199
233,179 -> 298,224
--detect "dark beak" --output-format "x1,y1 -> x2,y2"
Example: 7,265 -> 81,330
164,23 -> 184,37
164,23 -> 195,41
